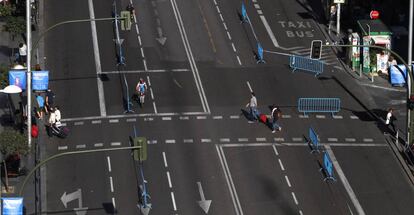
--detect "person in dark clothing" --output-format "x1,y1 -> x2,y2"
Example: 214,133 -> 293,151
270,105 -> 282,133
45,88 -> 55,113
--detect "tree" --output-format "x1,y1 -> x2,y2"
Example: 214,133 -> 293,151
0,63 -> 8,89
0,4 -> 15,17
3,16 -> 25,40
0,129 -> 30,158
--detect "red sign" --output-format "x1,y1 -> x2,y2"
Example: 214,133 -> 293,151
370,10 -> 380,19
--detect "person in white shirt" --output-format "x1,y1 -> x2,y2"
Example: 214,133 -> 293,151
18,43 -> 27,65
246,92 -> 258,121
54,106 -> 61,122
385,108 -> 396,134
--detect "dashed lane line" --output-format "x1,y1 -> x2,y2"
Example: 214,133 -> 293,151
171,192 -> 177,211
201,138 -> 212,143
162,117 -> 172,121
230,115 -> 240,119
126,118 -> 136,122
292,137 -> 303,142
196,116 -> 207,120
238,138 -> 248,142
167,171 -> 172,188
163,152 -> 168,168
58,146 -> 68,151
327,138 -> 338,142
183,139 -> 194,143
110,142 -> 121,146
291,192 -> 298,205
109,119 -> 119,123
256,137 -> 266,142
213,116 -> 223,119
345,138 -> 356,142
220,138 -> 230,142
166,139 -> 176,144
92,120 -> 101,124
285,175 -> 291,187
278,158 -> 285,171
76,144 -> 86,149
74,121 -> 84,126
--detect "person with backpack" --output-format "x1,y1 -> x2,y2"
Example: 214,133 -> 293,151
136,78 -> 148,107
271,105 -> 282,133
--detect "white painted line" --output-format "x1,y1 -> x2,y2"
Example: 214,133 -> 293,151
328,138 -> 338,142
94,143 -> 104,147
345,138 -> 356,142
220,138 -> 230,142
281,114 -> 291,118
109,176 -> 114,192
213,116 -> 223,119
197,116 -> 207,119
213,0 -> 217,5
148,140 -> 158,145
230,115 -> 240,119
350,115 -> 359,119
316,115 -> 326,119
272,145 -> 279,156
166,139 -> 176,144
107,156 -> 112,172
246,81 -> 253,92
146,75 -> 151,86
150,88 -> 154,100
112,197 -> 116,209
257,10 -> 263,15
256,137 -> 266,142
144,117 -> 154,121
153,102 -> 158,114
221,142 -> 387,147
179,116 -> 189,120
285,175 -> 291,187
92,120 -> 101,124
278,159 -> 285,171
74,121 -> 84,126
363,138 -> 373,142
126,118 -> 136,122
231,43 -> 237,52
167,171 -> 172,188
109,119 -> 119,123
162,117 -> 172,120
236,56 -> 242,65
201,139 -> 211,143
58,146 -> 68,151
254,4 -> 260,9
76,144 -> 86,149
163,152 -> 168,167
171,192 -> 177,211
183,139 -> 194,143
88,0 -> 106,116
223,22 -> 228,31
291,192 -> 298,205
292,137 -> 303,142
299,210 -> 303,215
219,13 -> 224,22
333,115 -> 343,119
259,15 -> 279,47
216,5 -> 221,13
238,138 -> 248,142
274,137 -> 285,142
226,31 -> 232,40
60,122 -> 67,126
110,142 -> 121,146
298,115 -> 309,118
324,145 -> 366,215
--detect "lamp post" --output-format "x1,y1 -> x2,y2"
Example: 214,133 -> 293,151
26,0 -> 32,149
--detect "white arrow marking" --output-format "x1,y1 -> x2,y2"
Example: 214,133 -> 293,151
138,203 -> 152,215
156,27 -> 167,45
61,189 -> 83,208
197,182 -> 212,214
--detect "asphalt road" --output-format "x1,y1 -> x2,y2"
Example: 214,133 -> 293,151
41,0 -> 414,214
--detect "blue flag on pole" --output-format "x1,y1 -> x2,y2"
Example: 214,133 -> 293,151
323,152 -> 334,178
32,71 -> 49,91
8,71 -> 27,90
241,3 -> 247,22
2,197 -> 23,215
257,43 -> 264,62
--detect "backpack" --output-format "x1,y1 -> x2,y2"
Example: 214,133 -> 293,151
31,125 -> 39,138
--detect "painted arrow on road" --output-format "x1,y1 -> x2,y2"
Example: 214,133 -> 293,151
197,182 -> 212,214
156,27 -> 167,45
61,189 -> 88,214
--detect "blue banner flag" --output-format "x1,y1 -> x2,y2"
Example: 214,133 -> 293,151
323,152 -> 334,178
309,127 -> 319,152
257,43 -> 264,62
2,197 -> 23,215
8,71 -> 27,90
389,64 -> 407,86
32,71 -> 49,91
241,3 -> 247,22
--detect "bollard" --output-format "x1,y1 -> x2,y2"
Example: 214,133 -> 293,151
359,64 -> 362,77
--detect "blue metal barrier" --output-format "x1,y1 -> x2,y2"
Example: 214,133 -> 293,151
321,152 -> 336,182
298,98 -> 340,116
308,127 -> 319,153
289,55 -> 324,76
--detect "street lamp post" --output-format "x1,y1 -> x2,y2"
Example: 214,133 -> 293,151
26,0 -> 32,149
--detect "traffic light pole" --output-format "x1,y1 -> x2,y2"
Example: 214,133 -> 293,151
324,44 -> 413,146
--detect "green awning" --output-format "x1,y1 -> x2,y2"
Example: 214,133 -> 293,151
357,19 -> 392,36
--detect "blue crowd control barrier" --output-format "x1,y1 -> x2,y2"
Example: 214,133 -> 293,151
321,152 -> 336,182
298,98 -> 341,116
308,127 -> 319,153
289,55 -> 323,76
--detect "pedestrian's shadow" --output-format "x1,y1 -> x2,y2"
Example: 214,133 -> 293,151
240,108 -> 273,131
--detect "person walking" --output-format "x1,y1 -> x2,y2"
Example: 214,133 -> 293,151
385,108 -> 396,134
45,88 -> 55,113
246,92 -> 258,121
54,106 -> 62,123
18,43 -> 27,66
136,78 -> 148,107
35,93 -> 45,119
270,105 -> 282,133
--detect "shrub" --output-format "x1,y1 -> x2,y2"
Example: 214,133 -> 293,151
0,129 -> 30,157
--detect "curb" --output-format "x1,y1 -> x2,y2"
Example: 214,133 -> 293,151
385,136 -> 414,185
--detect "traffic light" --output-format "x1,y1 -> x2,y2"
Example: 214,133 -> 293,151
120,11 -> 132,31
408,96 -> 414,110
310,40 -> 322,59
133,137 -> 147,161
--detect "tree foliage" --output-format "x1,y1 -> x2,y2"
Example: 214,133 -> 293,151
0,129 -> 29,157
3,16 -> 25,39
0,63 -> 8,89
0,4 -> 15,17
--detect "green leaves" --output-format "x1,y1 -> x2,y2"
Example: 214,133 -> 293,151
0,129 -> 29,157
3,16 -> 25,39
0,4 -> 15,17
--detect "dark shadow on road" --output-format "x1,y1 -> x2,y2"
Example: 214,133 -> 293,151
258,176 -> 298,214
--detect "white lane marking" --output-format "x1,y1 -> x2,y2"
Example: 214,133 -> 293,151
281,114 -> 291,118
150,88 -> 154,100
325,145 -> 366,215
246,81 -> 253,92
148,140 -> 158,145
213,0 -> 217,5
144,117 -> 154,122
220,138 -> 230,142
153,102 -> 158,114
87,0 -> 106,116
167,171 -> 172,188
272,144 -> 279,156
254,4 -> 260,9
76,144 -> 86,149
163,152 -> 168,167
363,138 -> 373,142
213,116 -> 223,119
58,146 -> 68,151
345,138 -> 356,142
60,122 -> 67,126
219,13 -> 224,22
126,118 -> 136,122
227,31 -> 232,40
112,197 -> 116,209
110,142 -> 121,146
257,10 -> 263,15
162,117 -> 172,120
278,159 -> 285,171
215,5 -> 221,13
166,139 -> 176,144
146,75 -> 151,86
183,139 -> 194,143
256,137 -> 266,142
328,138 -> 338,142
94,143 -> 104,147
221,143 -> 387,147
92,120 -> 101,124
259,15 -> 279,47
298,115 -> 309,118
223,22 -> 228,31
285,175 -> 291,187
74,121 -> 84,126
201,139 -> 211,143
109,176 -> 114,192
274,137 -> 285,142
109,119 -> 119,123
350,115 -> 359,119
299,210 -> 303,215
230,115 -> 240,119
238,138 -> 248,142
197,116 -> 207,119
291,192 -> 298,205
179,116 -> 189,120
316,115 -> 326,119
61,112 -> 209,121
292,137 -> 303,142
231,43 -> 237,52
333,115 -> 343,119
107,156 -> 112,172
236,56 -> 242,65
171,192 -> 177,211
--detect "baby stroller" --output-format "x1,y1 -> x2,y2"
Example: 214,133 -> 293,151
50,121 -> 69,138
